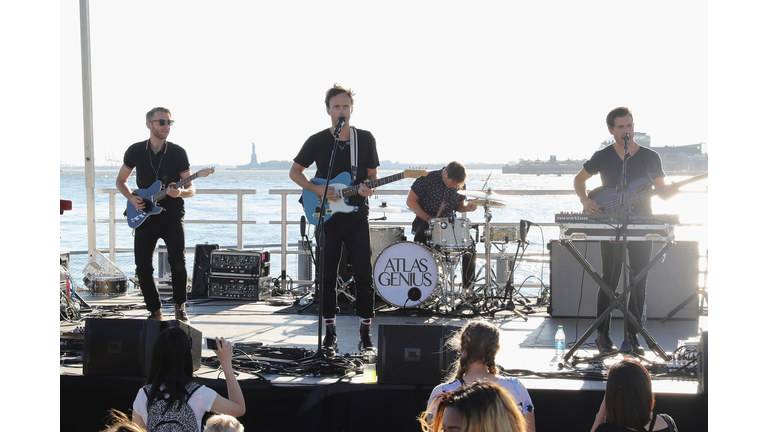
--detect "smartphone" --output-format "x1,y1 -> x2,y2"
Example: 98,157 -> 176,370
205,337 -> 219,351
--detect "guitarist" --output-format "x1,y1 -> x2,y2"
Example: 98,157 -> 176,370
289,84 -> 380,355
573,107 -> 675,355
116,107 -> 195,322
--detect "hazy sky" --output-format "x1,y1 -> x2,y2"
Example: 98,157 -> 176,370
59,1 -> 708,167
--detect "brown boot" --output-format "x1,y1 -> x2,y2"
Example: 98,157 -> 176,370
174,303 -> 189,322
148,309 -> 163,320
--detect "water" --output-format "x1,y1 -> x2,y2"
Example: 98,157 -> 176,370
60,168 -> 708,293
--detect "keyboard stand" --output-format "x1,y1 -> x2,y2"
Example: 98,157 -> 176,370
558,239 -> 674,367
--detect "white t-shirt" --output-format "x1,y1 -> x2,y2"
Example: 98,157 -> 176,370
427,376 -> 535,415
133,384 -> 218,432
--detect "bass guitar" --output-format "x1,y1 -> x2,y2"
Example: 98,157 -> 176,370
303,168 -> 427,225
126,167 -> 215,229
588,172 -> 707,214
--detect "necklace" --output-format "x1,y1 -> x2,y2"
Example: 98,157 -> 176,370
148,139 -> 165,182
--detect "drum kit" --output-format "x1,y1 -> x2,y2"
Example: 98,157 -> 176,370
366,189 -> 529,318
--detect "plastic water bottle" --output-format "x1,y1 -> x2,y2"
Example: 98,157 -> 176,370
555,325 -> 566,358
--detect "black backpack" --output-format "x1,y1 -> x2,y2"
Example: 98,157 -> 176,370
143,382 -> 203,432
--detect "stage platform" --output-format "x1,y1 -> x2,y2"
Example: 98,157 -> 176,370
60,288 -> 708,432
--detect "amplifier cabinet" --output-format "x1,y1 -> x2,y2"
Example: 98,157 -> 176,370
208,275 -> 271,301
210,250 -> 270,277
549,240 -> 700,319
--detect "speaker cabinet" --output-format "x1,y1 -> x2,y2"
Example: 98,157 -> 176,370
83,318 -> 202,376
549,240 -> 700,319
377,324 -> 460,385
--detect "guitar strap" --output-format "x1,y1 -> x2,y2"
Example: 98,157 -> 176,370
350,126 -> 359,181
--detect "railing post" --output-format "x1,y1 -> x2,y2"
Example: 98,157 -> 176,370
281,192 -> 288,289
237,191 -> 244,249
109,191 -> 116,262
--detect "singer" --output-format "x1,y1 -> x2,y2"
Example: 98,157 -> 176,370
573,107 -> 674,355
289,83 -> 380,355
406,162 -> 479,290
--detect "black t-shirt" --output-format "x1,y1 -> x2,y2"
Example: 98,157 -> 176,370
582,145 -> 664,214
293,127 -> 380,210
122,139 -> 191,217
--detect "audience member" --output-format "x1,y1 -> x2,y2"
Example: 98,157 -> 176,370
204,414 -> 244,432
591,359 -> 678,432
132,327 -> 246,431
427,320 -> 535,431
419,380 -> 527,432
100,409 -> 146,432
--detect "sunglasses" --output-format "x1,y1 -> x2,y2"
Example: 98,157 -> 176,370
149,119 -> 175,126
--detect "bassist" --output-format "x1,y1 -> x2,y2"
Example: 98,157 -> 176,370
116,107 -> 195,322
289,84 -> 380,355
573,107 -> 674,355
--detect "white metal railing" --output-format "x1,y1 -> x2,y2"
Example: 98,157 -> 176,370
94,188 -> 706,290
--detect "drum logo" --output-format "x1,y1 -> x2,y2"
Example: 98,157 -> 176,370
376,257 -> 434,287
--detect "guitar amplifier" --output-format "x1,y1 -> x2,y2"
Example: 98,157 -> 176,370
210,250 -> 270,277
208,275 -> 272,301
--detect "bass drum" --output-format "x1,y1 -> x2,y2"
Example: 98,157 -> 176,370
369,226 -> 405,266
373,241 -> 438,308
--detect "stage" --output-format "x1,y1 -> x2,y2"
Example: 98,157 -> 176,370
60,288 -> 707,432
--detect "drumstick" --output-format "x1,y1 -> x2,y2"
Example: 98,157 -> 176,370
435,201 -> 445,218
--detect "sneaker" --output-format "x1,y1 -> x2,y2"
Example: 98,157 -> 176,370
595,331 -> 617,353
359,323 -> 375,352
322,324 -> 338,356
628,333 -> 645,355
148,309 -> 163,320
174,303 -> 189,322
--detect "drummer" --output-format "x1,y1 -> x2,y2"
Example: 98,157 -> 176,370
406,161 -> 478,289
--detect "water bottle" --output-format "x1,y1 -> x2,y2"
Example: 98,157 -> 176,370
555,325 -> 566,358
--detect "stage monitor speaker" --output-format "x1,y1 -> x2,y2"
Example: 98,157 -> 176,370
190,243 -> 219,298
549,240 -> 700,319
377,324 -> 460,385
698,331 -> 707,394
83,318 -> 202,376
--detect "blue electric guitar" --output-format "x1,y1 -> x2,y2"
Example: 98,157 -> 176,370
302,168 -> 427,225
126,167 -> 215,229
588,172 -> 707,214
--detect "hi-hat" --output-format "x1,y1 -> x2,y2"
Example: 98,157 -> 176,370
370,202 -> 402,213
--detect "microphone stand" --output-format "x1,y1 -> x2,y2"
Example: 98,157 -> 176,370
314,119 -> 345,356
615,134 -> 635,354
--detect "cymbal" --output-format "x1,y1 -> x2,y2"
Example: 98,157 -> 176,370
370,202 -> 402,213
462,190 -> 511,202
467,199 -> 506,208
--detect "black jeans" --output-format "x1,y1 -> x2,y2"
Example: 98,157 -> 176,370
317,213 -> 375,319
133,213 -> 187,313
597,240 -> 652,335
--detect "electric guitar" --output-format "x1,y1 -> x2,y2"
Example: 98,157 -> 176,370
588,172 -> 707,214
126,167 -> 215,229
303,168 -> 427,225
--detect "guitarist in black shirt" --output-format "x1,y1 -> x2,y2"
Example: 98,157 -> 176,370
573,107 -> 675,355
116,107 -> 195,321
289,84 -> 380,356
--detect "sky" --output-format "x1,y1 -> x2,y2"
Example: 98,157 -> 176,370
57,1 -> 709,167
3,1 -> 768,429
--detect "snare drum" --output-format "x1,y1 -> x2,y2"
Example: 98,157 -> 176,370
369,226 -> 405,265
427,217 -> 471,250
488,226 -> 520,242
373,241 -> 438,307
89,275 -> 128,296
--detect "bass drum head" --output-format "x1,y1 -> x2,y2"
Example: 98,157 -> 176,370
373,241 -> 438,308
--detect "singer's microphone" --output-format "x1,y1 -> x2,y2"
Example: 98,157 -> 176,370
622,133 -> 630,142
334,116 -> 346,135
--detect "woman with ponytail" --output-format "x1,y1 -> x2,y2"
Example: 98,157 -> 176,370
426,320 -> 535,431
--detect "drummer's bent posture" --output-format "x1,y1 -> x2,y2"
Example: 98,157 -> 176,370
406,162 -> 478,289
